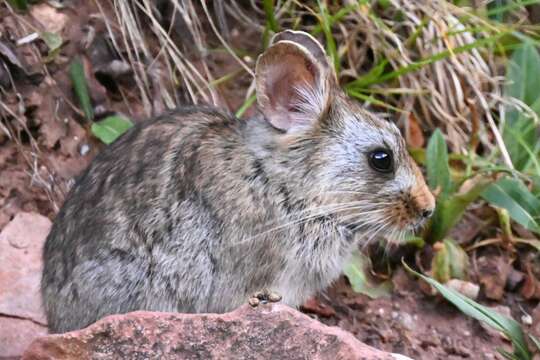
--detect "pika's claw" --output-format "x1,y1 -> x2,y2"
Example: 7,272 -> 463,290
267,291 -> 282,303
248,289 -> 282,307
248,296 -> 260,307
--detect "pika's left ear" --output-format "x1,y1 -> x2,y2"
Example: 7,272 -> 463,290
255,31 -> 337,132
270,30 -> 334,75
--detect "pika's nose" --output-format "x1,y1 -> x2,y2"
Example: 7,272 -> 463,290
421,208 -> 434,218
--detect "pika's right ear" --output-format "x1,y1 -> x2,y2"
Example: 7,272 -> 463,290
255,35 -> 336,132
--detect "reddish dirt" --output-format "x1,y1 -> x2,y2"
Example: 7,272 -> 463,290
0,2 -> 539,359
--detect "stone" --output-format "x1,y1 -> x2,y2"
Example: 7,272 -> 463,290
30,4 -> 69,34
0,317 -> 48,358
0,212 -> 50,323
23,304 -> 405,360
0,212 -> 51,358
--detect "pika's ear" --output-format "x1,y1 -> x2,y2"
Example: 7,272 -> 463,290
270,30 -> 333,73
255,32 -> 336,132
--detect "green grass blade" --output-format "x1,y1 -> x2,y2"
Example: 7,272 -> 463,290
235,94 -> 257,118
345,59 -> 389,90
482,178 -> 540,234
427,176 -> 492,243
530,335 -> 540,351
426,129 -> 452,195
262,0 -> 280,33
69,56 -> 94,121
346,90 -> 403,112
486,0 -> 540,17
361,32 -> 507,87
505,41 -> 540,114
403,262 -> 531,360
311,4 -> 358,35
7,0 -> 28,11
316,0 -> 339,73
344,251 -> 392,299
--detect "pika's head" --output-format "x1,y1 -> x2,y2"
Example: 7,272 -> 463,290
255,30 -> 435,240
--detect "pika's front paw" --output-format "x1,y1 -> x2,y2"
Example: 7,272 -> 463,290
248,289 -> 282,307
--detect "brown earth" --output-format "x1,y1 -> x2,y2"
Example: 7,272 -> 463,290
0,1 -> 538,359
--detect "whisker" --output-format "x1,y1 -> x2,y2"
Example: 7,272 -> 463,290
230,202 -> 385,247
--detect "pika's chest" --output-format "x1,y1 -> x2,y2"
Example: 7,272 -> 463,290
270,225 -> 354,304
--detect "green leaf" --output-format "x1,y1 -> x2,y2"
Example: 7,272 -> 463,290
432,241 -> 451,283
91,116 -> 134,144
532,175 -> 540,197
427,176 -> 492,243
40,32 -> 63,52
7,0 -> 28,11
482,177 -> 540,234
503,97 -> 540,172
316,0 -> 339,73
403,234 -> 425,248
426,129 -> 452,195
505,41 -> 540,113
262,0 -> 279,33
432,239 -> 469,283
358,32 -> 507,87
403,262 -> 531,360
40,32 -> 63,62
344,251 -> 392,299
530,334 -> 540,351
346,59 -> 389,90
235,94 -> 256,118
69,57 -> 94,121
503,41 -> 540,173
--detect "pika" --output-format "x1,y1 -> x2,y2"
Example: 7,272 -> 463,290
42,30 -> 435,333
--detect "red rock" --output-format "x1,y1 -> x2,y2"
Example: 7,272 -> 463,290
0,212 -> 51,358
0,212 -> 50,323
0,317 -> 48,358
23,304 -> 401,360
301,297 -> 337,317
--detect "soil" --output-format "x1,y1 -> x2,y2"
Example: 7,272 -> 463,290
0,2 -> 538,359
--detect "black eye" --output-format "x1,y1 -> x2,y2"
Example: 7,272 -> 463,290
368,149 -> 393,173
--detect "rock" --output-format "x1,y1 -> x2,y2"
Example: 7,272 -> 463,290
0,317 -> 48,358
301,297 -> 337,318
506,268 -> 525,291
30,4 -> 69,34
23,303 -> 405,360
0,212 -> 50,323
446,279 -> 480,300
0,212 -> 51,358
477,255 -> 511,301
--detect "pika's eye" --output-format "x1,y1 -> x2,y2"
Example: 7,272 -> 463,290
368,149 -> 393,173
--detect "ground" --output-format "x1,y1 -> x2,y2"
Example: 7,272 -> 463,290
0,1 -> 538,359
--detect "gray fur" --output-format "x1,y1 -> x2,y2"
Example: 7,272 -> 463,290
42,32 -> 434,333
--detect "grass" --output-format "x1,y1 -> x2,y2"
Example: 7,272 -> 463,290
3,0 -> 540,355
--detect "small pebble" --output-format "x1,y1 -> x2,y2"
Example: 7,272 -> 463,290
521,313 -> 532,326
398,312 -> 415,331
80,144 -> 90,156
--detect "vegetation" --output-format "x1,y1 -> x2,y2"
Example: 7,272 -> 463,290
1,0 -> 539,356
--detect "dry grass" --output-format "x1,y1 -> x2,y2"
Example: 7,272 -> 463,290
102,0 -> 519,156
1,0 -> 538,210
